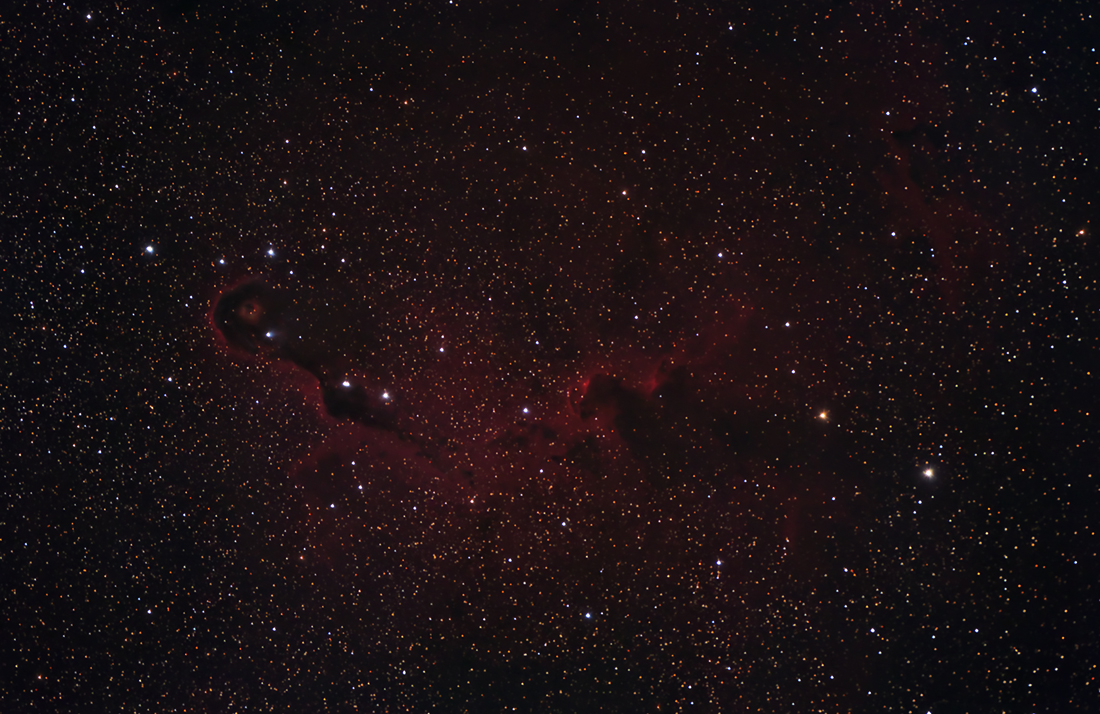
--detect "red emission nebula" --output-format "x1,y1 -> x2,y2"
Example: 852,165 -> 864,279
198,7 -> 1015,702
11,1 -> 1095,710
211,208 -> 857,690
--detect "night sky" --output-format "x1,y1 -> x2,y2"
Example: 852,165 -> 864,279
4,1 -> 1099,711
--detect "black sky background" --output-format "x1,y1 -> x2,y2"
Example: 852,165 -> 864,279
3,1 -> 1099,711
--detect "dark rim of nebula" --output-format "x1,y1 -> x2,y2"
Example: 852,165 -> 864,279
212,279 -> 282,355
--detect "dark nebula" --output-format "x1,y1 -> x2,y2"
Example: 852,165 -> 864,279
212,271 -> 830,497
8,1 -> 1096,711
212,280 -> 288,358
214,279 -> 400,432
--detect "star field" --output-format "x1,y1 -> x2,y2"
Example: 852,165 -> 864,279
3,1 -> 1098,712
